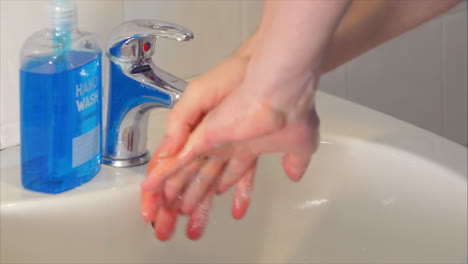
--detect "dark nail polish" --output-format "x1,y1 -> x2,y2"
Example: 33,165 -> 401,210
151,221 -> 155,228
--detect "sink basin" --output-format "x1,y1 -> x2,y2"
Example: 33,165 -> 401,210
1,92 -> 466,263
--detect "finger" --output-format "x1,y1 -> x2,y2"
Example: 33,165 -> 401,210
177,99 -> 286,166
163,50 -> 253,155
152,135 -> 174,159
154,206 -> 178,241
144,138 -> 225,194
159,85 -> 206,158
141,190 -> 161,223
232,165 -> 255,220
163,160 -> 203,206
180,158 -> 225,215
281,110 -> 320,182
142,156 -> 180,193
186,191 -> 214,241
281,121 -> 319,182
216,155 -> 257,194
282,152 -> 312,182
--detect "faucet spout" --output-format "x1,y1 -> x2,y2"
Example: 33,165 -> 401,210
103,60 -> 186,167
103,19 -> 193,167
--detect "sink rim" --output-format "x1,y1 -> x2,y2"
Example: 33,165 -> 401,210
1,91 -> 466,207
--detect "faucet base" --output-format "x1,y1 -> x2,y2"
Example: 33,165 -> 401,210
102,152 -> 150,168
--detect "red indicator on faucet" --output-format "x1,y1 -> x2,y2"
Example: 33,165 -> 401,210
143,42 -> 151,51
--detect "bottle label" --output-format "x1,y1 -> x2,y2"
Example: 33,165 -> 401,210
72,124 -> 100,168
76,75 -> 99,112
71,54 -> 102,169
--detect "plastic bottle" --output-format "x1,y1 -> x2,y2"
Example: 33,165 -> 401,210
19,0 -> 102,193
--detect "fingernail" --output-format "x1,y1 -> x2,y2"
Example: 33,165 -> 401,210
290,166 -> 307,182
151,221 -> 155,228
142,211 -> 151,222
156,137 -> 173,158
157,152 -> 169,159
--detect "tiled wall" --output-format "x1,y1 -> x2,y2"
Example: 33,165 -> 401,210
0,1 -> 466,149
124,0 -> 244,80
125,0 -> 467,146
335,4 -> 467,146
0,0 -> 124,149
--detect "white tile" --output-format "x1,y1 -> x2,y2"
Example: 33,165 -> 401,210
0,123 -> 20,150
0,0 -> 124,149
124,0 -> 242,79
319,64 -> 347,98
442,11 -> 467,146
241,0 -> 263,41
76,0 -> 124,50
446,0 -> 467,15
0,1 -> 45,149
347,18 -> 444,134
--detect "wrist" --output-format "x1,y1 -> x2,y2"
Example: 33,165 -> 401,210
241,55 -> 319,114
233,31 -> 263,62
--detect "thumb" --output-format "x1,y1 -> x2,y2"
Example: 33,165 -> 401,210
155,82 -> 209,159
175,115 -> 220,167
282,152 -> 312,182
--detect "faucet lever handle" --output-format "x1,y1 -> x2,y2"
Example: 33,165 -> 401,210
107,19 -> 193,63
136,20 -> 193,41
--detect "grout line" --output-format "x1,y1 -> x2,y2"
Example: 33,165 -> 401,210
240,0 -> 245,42
344,63 -> 349,99
440,16 -> 446,137
121,0 -> 126,21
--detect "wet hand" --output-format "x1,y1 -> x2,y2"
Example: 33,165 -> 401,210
142,31 -> 321,229
142,64 -> 321,215
141,155 -> 255,241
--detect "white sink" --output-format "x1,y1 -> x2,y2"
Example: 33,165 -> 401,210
1,92 -> 466,263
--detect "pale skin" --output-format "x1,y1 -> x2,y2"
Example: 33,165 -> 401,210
140,0 -> 461,241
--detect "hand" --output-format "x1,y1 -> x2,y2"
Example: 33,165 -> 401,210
142,37 -> 321,209
142,41 -> 262,215
141,155 -> 255,241
140,0 -> 458,241
142,0 -> 351,220
141,45 -> 259,240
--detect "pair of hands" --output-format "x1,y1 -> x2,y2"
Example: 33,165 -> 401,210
140,36 -> 321,241
136,0 -> 456,240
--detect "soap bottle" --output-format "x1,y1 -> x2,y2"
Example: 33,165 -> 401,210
19,0 -> 102,194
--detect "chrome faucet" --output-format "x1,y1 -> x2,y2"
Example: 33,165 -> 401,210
103,20 -> 193,167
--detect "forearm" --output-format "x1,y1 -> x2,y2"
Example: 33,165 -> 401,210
239,0 -> 351,110
322,0 -> 462,73
253,0 -> 351,74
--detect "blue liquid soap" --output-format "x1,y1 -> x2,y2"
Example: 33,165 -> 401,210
20,52 -> 102,193
19,0 -> 102,193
